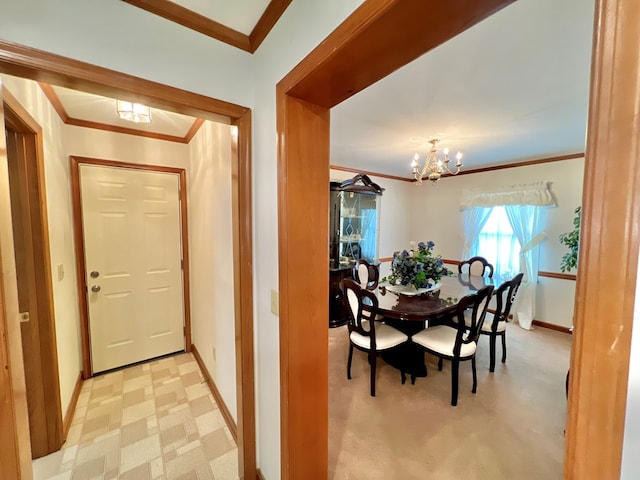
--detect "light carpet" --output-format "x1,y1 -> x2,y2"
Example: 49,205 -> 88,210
329,323 -> 571,480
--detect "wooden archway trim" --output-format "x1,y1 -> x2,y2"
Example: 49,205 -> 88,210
0,40 -> 248,120
277,0 -> 515,477
277,0 -> 636,479
0,43 -> 255,479
564,0 -> 640,477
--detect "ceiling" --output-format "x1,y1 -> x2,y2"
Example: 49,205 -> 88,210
37,0 -> 594,175
330,0 -> 595,178
50,85 -> 200,138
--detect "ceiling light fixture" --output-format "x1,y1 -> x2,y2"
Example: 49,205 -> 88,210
411,138 -> 463,184
116,100 -> 151,123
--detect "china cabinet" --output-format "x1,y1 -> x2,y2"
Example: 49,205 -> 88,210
329,174 -> 383,326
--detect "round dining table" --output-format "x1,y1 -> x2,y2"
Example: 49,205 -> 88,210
370,273 -> 498,380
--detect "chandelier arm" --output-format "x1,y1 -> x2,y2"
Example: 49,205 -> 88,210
443,163 -> 462,175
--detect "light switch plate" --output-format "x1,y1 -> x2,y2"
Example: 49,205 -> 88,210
271,289 -> 279,316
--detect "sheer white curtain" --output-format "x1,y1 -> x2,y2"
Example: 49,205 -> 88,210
461,182 -> 555,330
504,205 -> 547,330
476,207 -> 521,277
462,207 -> 492,260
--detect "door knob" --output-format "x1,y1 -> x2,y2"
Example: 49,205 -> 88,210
91,285 -> 101,293
90,270 -> 100,278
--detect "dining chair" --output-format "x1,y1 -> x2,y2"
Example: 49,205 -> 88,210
353,259 -> 380,290
474,272 -> 524,372
341,278 -> 408,396
458,256 -> 494,278
411,285 -> 494,406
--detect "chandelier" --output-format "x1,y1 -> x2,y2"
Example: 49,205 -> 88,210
411,139 -> 463,184
116,100 -> 152,123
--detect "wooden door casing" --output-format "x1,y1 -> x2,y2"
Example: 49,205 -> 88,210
3,89 -> 63,460
71,157 -> 192,376
79,164 -> 185,373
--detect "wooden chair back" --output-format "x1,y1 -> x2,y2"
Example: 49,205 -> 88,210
458,256 -> 494,278
493,272 -> 524,324
452,285 -> 494,353
353,259 -> 379,290
341,278 -> 378,342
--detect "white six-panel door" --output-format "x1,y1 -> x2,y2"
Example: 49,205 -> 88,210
80,164 -> 185,373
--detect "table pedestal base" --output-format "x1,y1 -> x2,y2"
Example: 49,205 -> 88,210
381,319 -> 428,381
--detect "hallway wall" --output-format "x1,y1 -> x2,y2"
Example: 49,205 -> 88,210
188,120 -> 237,421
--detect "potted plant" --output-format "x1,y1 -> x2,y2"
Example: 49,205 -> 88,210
559,206 -> 581,273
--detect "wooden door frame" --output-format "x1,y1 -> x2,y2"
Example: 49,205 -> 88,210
0,42 -> 256,479
3,89 -> 64,458
69,156 -> 192,376
277,0 -> 637,478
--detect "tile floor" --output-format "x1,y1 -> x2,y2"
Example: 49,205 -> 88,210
33,353 -> 239,480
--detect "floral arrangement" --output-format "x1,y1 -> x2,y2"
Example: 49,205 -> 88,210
382,241 -> 451,289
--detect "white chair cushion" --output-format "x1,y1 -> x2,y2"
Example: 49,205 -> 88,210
463,311 -> 506,333
412,325 -> 476,358
481,313 -> 507,333
350,324 -> 408,351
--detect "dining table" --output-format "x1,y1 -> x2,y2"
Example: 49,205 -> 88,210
369,273 -> 499,380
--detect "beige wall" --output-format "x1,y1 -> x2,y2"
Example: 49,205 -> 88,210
188,120 -> 237,420
63,127 -> 190,168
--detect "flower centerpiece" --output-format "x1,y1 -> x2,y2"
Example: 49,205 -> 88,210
382,241 -> 451,291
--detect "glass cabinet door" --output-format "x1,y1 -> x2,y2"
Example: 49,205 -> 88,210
338,191 -> 379,264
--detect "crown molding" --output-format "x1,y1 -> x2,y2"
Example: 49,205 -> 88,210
330,164 -> 413,182
435,152 -> 585,179
122,0 -> 292,53
332,152 -> 585,185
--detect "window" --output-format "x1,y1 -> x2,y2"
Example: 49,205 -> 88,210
476,206 -> 520,277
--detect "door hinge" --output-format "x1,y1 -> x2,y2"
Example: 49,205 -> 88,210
19,312 -> 30,323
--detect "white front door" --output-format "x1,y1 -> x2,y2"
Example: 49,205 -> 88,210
80,164 -> 185,373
